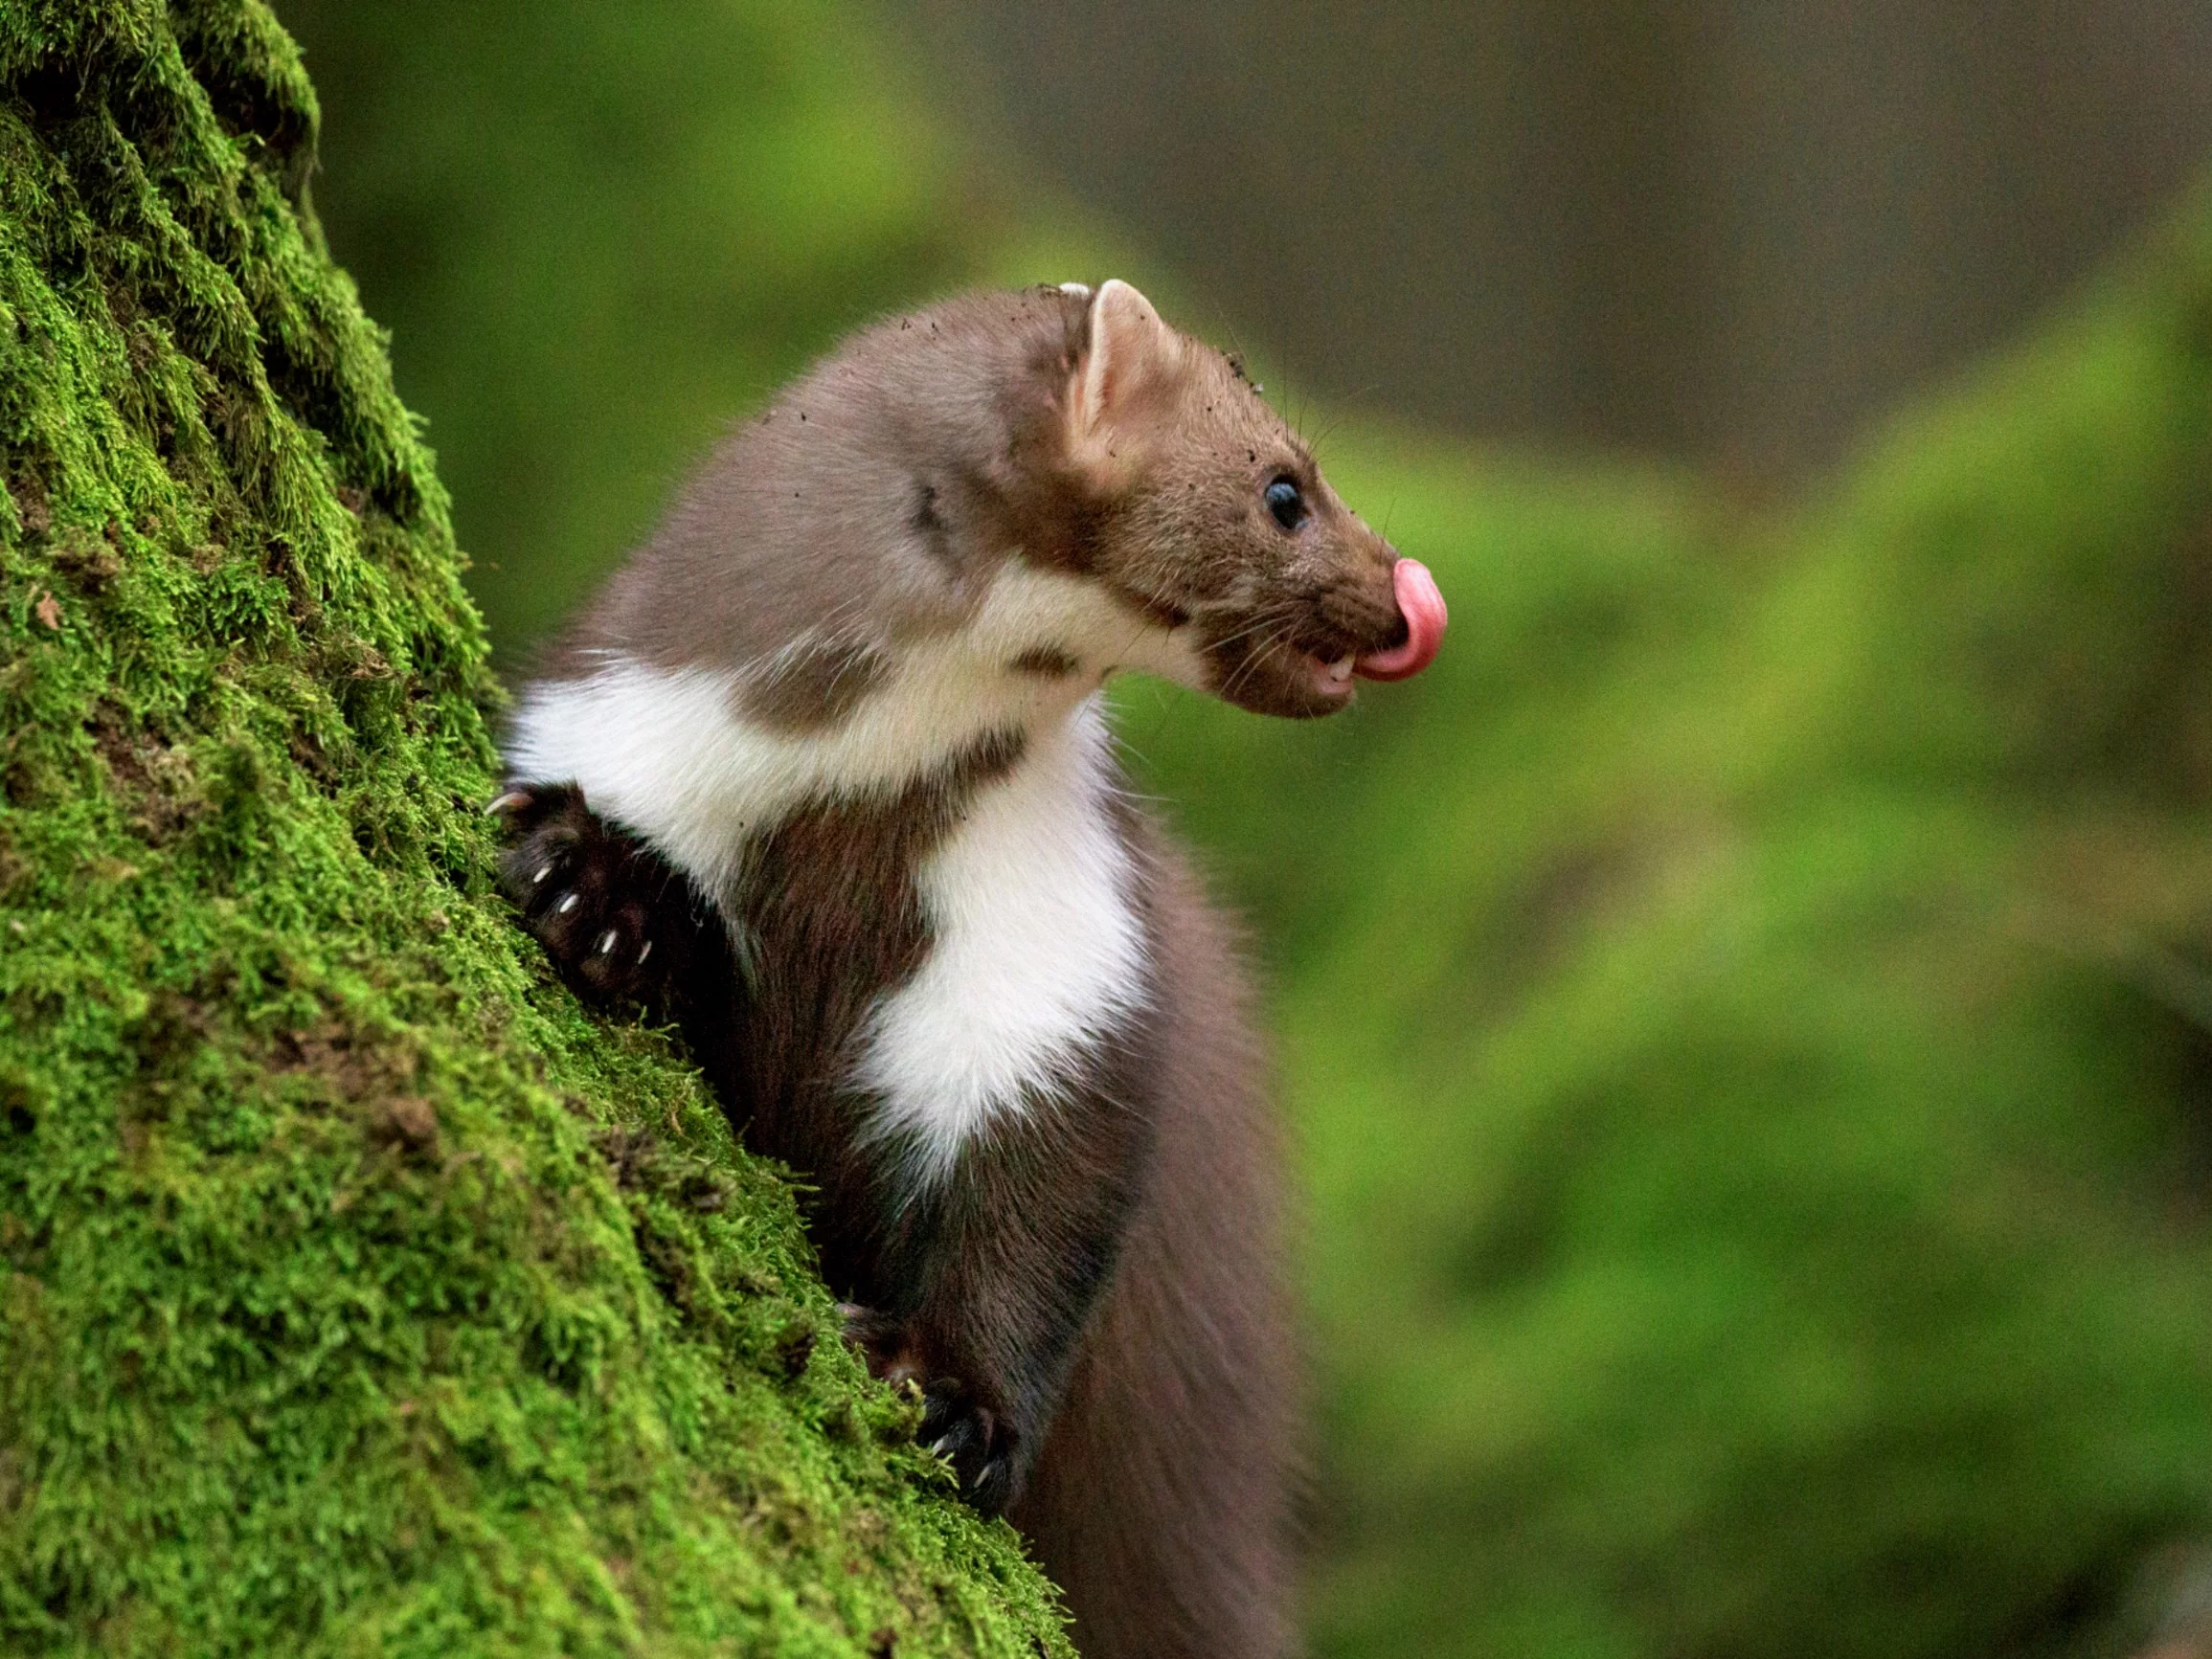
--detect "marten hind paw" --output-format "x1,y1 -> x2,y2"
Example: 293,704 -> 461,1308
920,1381 -> 1015,1513
492,781 -> 682,1006
836,1309 -> 1017,1513
838,1302 -> 912,1375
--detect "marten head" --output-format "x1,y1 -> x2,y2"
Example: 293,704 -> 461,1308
562,280 -> 1440,754
1055,280 -> 1446,719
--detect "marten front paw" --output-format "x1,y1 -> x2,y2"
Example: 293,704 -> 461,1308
491,782 -> 683,1005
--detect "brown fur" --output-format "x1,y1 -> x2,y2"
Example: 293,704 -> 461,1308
1012,825 -> 1298,1659
733,635 -> 892,731
542,288 -> 1095,680
707,729 -> 1029,1249
502,280 -> 1425,1658
535,283 -> 1409,718
1007,644 -> 1082,679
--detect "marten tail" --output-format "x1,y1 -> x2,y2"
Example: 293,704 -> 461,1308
1010,836 -> 1301,1659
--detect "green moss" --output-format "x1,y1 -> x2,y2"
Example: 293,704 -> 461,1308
0,6 -> 1069,1652
276,0 -> 978,654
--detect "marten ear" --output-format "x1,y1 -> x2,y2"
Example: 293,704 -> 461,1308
1072,280 -> 1178,456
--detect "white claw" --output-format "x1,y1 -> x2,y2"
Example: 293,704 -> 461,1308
596,930 -> 618,954
973,1464 -> 994,1490
485,790 -> 530,817
636,940 -> 652,966
928,1435 -> 956,1459
556,893 -> 578,914
533,864 -> 552,885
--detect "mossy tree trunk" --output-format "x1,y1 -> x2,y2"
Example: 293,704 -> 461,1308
0,6 -> 1069,1653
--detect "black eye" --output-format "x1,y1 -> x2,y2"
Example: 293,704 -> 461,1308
1264,477 -> 1306,530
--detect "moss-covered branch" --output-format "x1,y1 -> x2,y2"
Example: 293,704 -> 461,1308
0,6 -> 1068,1652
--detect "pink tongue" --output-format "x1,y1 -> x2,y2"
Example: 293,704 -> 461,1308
1354,559 -> 1448,682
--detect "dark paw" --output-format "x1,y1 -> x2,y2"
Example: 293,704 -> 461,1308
838,1302 -> 914,1377
837,1305 -> 1017,1513
920,1380 -> 1014,1512
491,782 -> 682,1004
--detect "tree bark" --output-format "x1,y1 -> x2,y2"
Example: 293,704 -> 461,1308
0,6 -> 1069,1653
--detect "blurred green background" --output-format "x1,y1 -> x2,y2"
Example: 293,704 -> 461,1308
278,1 -> 2212,1653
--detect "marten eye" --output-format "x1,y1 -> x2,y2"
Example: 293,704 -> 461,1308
1263,477 -> 1306,531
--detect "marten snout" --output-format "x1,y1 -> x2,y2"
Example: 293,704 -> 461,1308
1189,513 -> 1447,719
1148,456 -> 1442,719
1060,278 -> 1447,718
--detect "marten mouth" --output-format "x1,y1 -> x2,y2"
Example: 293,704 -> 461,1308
1299,559 -> 1448,697
1304,649 -> 1361,697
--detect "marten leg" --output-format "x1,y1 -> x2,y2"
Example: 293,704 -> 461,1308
840,1303 -> 1017,1505
838,1061 -> 1156,1516
492,785 -> 1140,1518
1011,1142 -> 1298,1659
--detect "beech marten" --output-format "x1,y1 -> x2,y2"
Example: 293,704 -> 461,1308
491,280 -> 1446,1658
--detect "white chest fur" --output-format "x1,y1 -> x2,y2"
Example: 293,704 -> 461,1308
504,565 -> 1202,893
851,699 -> 1147,1186
504,563 -> 1169,1189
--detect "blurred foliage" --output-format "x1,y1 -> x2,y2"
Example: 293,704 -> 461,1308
281,0 -> 990,649
280,1 -> 2212,1654
1136,258 -> 2212,1654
